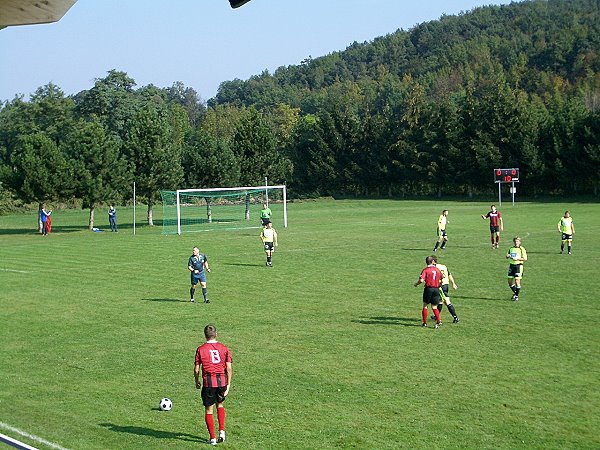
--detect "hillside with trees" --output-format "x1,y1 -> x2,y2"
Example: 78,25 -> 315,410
1,0 -> 599,225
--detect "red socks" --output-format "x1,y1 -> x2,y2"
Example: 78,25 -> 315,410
205,413 -> 215,439
217,407 -> 226,431
433,308 -> 441,323
422,307 -> 428,324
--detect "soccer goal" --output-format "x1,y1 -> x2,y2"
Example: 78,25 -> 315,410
160,185 -> 287,235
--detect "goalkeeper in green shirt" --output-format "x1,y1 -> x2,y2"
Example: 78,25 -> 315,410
260,203 -> 272,226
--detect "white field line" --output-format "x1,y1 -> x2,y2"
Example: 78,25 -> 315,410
0,432 -> 38,450
0,422 -> 70,450
0,268 -> 29,274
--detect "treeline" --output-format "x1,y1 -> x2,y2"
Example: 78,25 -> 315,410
213,0 -> 600,197
0,73 -> 291,228
1,0 -> 600,229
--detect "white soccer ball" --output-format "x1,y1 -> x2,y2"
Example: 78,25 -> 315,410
159,398 -> 172,411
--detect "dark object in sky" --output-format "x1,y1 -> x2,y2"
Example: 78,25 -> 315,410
229,0 -> 252,8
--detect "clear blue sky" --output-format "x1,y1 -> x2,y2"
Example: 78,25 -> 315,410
0,0 -> 513,103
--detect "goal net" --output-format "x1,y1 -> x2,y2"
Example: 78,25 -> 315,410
160,185 -> 287,235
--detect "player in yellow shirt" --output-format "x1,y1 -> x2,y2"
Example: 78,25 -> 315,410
432,257 -> 460,323
557,210 -> 574,255
506,236 -> 527,301
260,221 -> 278,267
433,210 -> 449,252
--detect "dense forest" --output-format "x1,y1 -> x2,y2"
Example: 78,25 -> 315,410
1,0 -> 599,227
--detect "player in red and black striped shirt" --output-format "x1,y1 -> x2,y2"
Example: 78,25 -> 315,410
414,255 -> 443,328
481,205 -> 504,249
195,325 -> 233,445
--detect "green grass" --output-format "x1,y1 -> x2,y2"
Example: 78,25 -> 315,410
1,199 -> 599,449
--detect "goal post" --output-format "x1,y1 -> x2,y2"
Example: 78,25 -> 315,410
160,184 -> 287,235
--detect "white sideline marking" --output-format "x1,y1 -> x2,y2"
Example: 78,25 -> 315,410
0,422 -> 69,450
0,268 -> 29,274
0,432 -> 38,450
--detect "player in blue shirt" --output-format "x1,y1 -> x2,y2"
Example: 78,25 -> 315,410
188,247 -> 211,303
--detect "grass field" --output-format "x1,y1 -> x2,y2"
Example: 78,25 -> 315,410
1,199 -> 599,449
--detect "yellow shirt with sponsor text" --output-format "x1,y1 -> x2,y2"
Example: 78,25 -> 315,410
507,246 -> 527,265
559,217 -> 573,234
261,227 -> 278,244
435,263 -> 450,286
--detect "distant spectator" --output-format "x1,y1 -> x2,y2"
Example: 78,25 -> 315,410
108,205 -> 118,232
40,205 -> 52,236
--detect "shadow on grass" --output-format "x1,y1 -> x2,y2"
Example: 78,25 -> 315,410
453,294 -> 506,301
527,251 -> 561,255
99,423 -> 201,443
222,262 -> 264,267
352,316 -> 421,326
0,226 -> 86,235
0,221 -> 164,235
142,298 -> 187,303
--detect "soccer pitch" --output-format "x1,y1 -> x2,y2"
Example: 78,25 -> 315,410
1,199 -> 599,449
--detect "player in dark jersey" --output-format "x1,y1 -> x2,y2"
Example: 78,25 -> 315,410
188,246 -> 211,303
481,205 -> 503,249
195,325 -> 233,445
414,255 -> 443,328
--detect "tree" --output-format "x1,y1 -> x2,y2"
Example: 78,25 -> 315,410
28,83 -> 75,143
9,133 -> 72,231
232,107 -> 290,186
65,118 -> 131,229
126,98 -> 185,226
165,81 -> 206,127
200,104 -> 249,146
287,114 -> 335,196
74,70 -> 138,142
183,129 -> 240,188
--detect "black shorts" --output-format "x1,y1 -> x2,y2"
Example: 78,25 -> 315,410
507,264 -> 523,279
201,386 -> 228,407
261,218 -> 270,226
438,229 -> 447,238
490,225 -> 500,233
440,284 -> 449,297
423,287 -> 441,305
264,242 -> 274,251
561,233 -> 572,241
